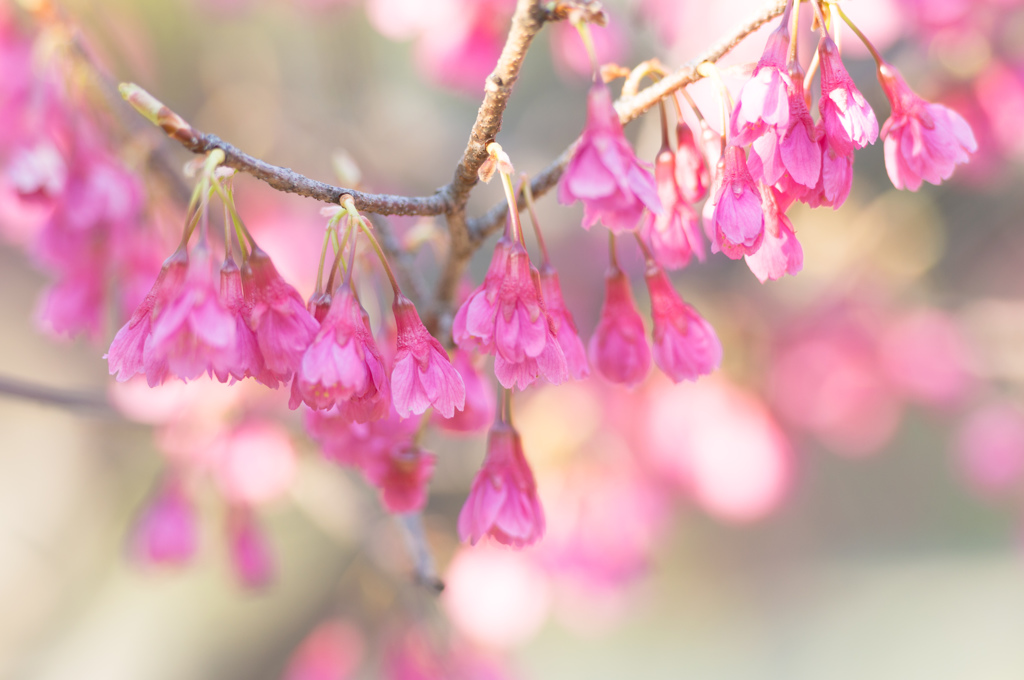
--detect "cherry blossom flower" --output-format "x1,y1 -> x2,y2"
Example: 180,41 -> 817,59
589,267 -> 651,388
707,146 -> 765,259
537,265 -> 589,380
361,444 -> 436,513
558,80 -> 661,234
645,265 -> 721,383
291,286 -> 390,421
391,293 -> 466,418
452,236 -> 566,390
674,120 -> 710,204
818,36 -> 878,156
744,189 -> 803,282
877,62 -> 977,190
214,258 -> 278,387
640,145 -> 705,270
243,247 -> 318,382
106,250 -> 189,386
458,421 -> 545,548
731,18 -> 792,145
147,247 -> 238,383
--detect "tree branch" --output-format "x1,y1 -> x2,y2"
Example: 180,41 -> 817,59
433,0 -> 555,324
464,0 -> 788,242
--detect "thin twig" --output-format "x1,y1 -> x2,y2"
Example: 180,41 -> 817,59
0,375 -> 115,416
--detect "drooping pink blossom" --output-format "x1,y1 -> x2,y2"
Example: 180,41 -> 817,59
645,265 -> 721,383
956,401 -> 1024,495
306,402 -> 418,469
34,266 -> 105,341
214,258 -> 278,387
106,250 -> 189,386
452,237 -> 567,390
707,146 -> 765,259
147,247 -> 238,383
391,294 -> 466,418
731,19 -> 792,145
744,190 -> 803,282
640,145 -> 705,270
226,507 -> 274,589
537,265 -> 589,380
558,80 -> 661,233
589,267 -> 651,388
292,286 -> 390,421
746,78 -> 822,189
674,120 -> 710,204
434,350 -> 496,434
818,36 -> 879,156
458,421 -> 545,548
877,62 -> 977,191
243,247 -> 318,382
132,475 -> 197,567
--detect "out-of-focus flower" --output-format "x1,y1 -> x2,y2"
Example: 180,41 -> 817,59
558,80 -> 661,234
956,402 -> 1024,495
675,120 -> 710,204
459,421 -> 545,548
361,444 -> 436,513
589,266 -> 651,388
226,507 -> 273,589
548,11 -> 627,81
877,62 -> 977,191
283,619 -> 365,680
132,475 -> 197,567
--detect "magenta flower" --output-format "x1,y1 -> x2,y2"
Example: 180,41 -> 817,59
732,19 -> 792,144
877,63 -> 977,191
391,293 -> 466,418
708,146 -> 765,259
558,80 -> 661,233
818,36 -> 878,156
132,475 -> 196,567
538,265 -> 589,380
674,120 -> 710,203
589,267 -> 651,388
645,266 -> 722,383
458,421 -> 545,548
243,247 -> 319,382
747,80 -> 822,189
744,191 -> 803,283
292,286 -> 391,422
213,258 -> 278,387
452,237 -> 566,390
226,507 -> 273,590
147,247 -> 238,383
641,145 -> 706,270
106,250 -> 188,386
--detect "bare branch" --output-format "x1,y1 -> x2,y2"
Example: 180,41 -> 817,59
0,375 -> 116,417
434,0 -> 556,318
465,0 -> 788,242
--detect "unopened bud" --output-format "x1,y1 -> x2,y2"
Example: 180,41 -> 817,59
119,83 -> 198,145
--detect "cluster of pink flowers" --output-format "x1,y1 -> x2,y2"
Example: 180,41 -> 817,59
0,12 -> 165,341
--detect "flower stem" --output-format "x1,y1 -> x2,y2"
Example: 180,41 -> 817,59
519,176 -> 550,267
498,169 -> 524,245
832,3 -> 884,66
357,215 -> 402,298
574,21 -> 599,81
